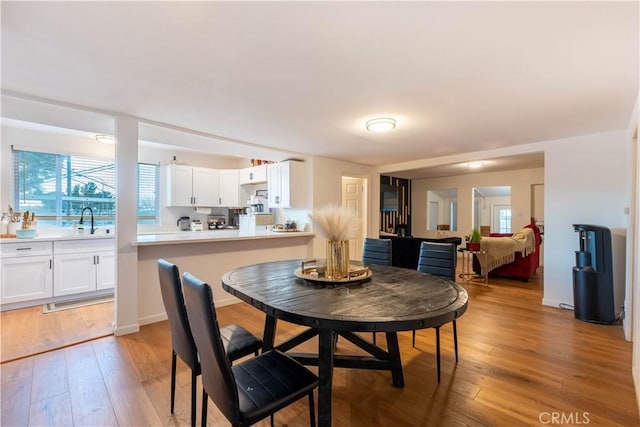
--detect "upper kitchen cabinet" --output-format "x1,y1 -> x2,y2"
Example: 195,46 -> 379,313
267,161 -> 306,208
219,169 -> 240,207
239,165 -> 267,185
166,164 -> 220,207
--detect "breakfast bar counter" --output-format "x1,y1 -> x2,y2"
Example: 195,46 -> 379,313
135,229 -> 316,321
134,229 -> 315,246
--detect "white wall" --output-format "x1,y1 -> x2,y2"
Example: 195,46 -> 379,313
412,168 -> 543,239
310,157 -> 377,258
543,131 -> 631,308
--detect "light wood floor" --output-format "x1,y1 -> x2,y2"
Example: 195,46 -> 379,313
2,271 -> 638,426
1,301 -> 114,363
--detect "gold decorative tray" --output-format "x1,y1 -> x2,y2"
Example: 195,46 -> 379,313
294,259 -> 372,285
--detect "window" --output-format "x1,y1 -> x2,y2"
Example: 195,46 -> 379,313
12,149 -> 158,227
497,207 -> 512,233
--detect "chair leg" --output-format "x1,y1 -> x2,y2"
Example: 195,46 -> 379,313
190,369 -> 197,427
309,391 -> 316,427
453,320 -> 458,362
412,330 -> 416,347
372,332 -> 376,345
201,390 -> 208,427
170,350 -> 177,414
270,413 -> 274,427
435,327 -> 441,383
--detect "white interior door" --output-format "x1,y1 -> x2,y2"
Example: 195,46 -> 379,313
342,177 -> 365,261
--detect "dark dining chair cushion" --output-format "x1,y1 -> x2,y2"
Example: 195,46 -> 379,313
234,350 -> 319,425
220,323 -> 263,361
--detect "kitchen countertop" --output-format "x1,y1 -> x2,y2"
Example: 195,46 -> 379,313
0,233 -> 115,243
134,229 -> 315,246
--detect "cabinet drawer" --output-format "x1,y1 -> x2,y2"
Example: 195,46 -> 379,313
54,239 -> 115,254
1,241 -> 53,258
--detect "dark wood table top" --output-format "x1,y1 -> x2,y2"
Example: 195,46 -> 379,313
222,259 -> 468,332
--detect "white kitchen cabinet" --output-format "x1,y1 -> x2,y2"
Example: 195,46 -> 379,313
54,239 -> 115,296
267,161 -> 306,208
219,169 -> 240,207
0,241 -> 53,304
95,250 -> 115,290
166,164 -> 220,207
239,165 -> 267,185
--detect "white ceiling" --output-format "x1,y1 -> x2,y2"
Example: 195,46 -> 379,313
1,2 -> 638,176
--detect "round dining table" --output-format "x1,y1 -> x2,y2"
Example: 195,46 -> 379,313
222,259 -> 468,427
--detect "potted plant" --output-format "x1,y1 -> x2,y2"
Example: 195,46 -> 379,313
467,228 -> 482,251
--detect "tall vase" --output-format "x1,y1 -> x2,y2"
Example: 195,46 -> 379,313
326,240 -> 350,280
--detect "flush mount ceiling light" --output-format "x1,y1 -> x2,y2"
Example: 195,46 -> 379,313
95,134 -> 116,144
366,117 -> 396,133
466,161 -> 485,169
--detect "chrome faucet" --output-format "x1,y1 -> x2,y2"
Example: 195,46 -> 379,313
79,207 -> 96,234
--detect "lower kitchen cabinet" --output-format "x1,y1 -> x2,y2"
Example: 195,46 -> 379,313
1,255 -> 53,304
54,239 -> 115,296
95,250 -> 115,290
0,241 -> 53,304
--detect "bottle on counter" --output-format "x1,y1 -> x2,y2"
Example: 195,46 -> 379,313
1,214 -> 8,235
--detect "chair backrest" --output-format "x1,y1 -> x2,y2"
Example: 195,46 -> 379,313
417,242 -> 457,281
182,272 -> 240,423
157,259 -> 199,370
362,238 -> 392,266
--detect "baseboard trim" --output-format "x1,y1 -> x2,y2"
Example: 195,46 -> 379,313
216,294 -> 241,307
114,323 -> 140,336
542,297 -> 572,309
138,312 -> 168,326
634,364 -> 640,417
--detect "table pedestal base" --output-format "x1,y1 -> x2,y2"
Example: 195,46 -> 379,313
262,317 -> 405,427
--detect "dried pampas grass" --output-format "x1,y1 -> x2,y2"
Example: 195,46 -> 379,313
308,205 -> 358,241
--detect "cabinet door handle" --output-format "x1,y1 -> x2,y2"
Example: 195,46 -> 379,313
96,255 -> 100,264
219,197 -> 222,205
49,259 -> 52,269
249,172 -> 253,180
16,247 -> 32,251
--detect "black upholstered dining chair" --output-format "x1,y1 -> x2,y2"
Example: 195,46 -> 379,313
157,259 -> 263,427
361,238 -> 392,345
414,242 -> 459,383
182,272 -> 319,427
362,237 -> 392,266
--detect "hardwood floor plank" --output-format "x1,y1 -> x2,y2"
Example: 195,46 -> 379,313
1,377 -> 32,426
64,343 -> 119,426
58,307 -> 92,346
1,307 -> 39,361
30,351 -> 68,403
35,310 -> 65,354
0,356 -> 34,384
93,337 -> 163,426
28,392 -> 73,427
